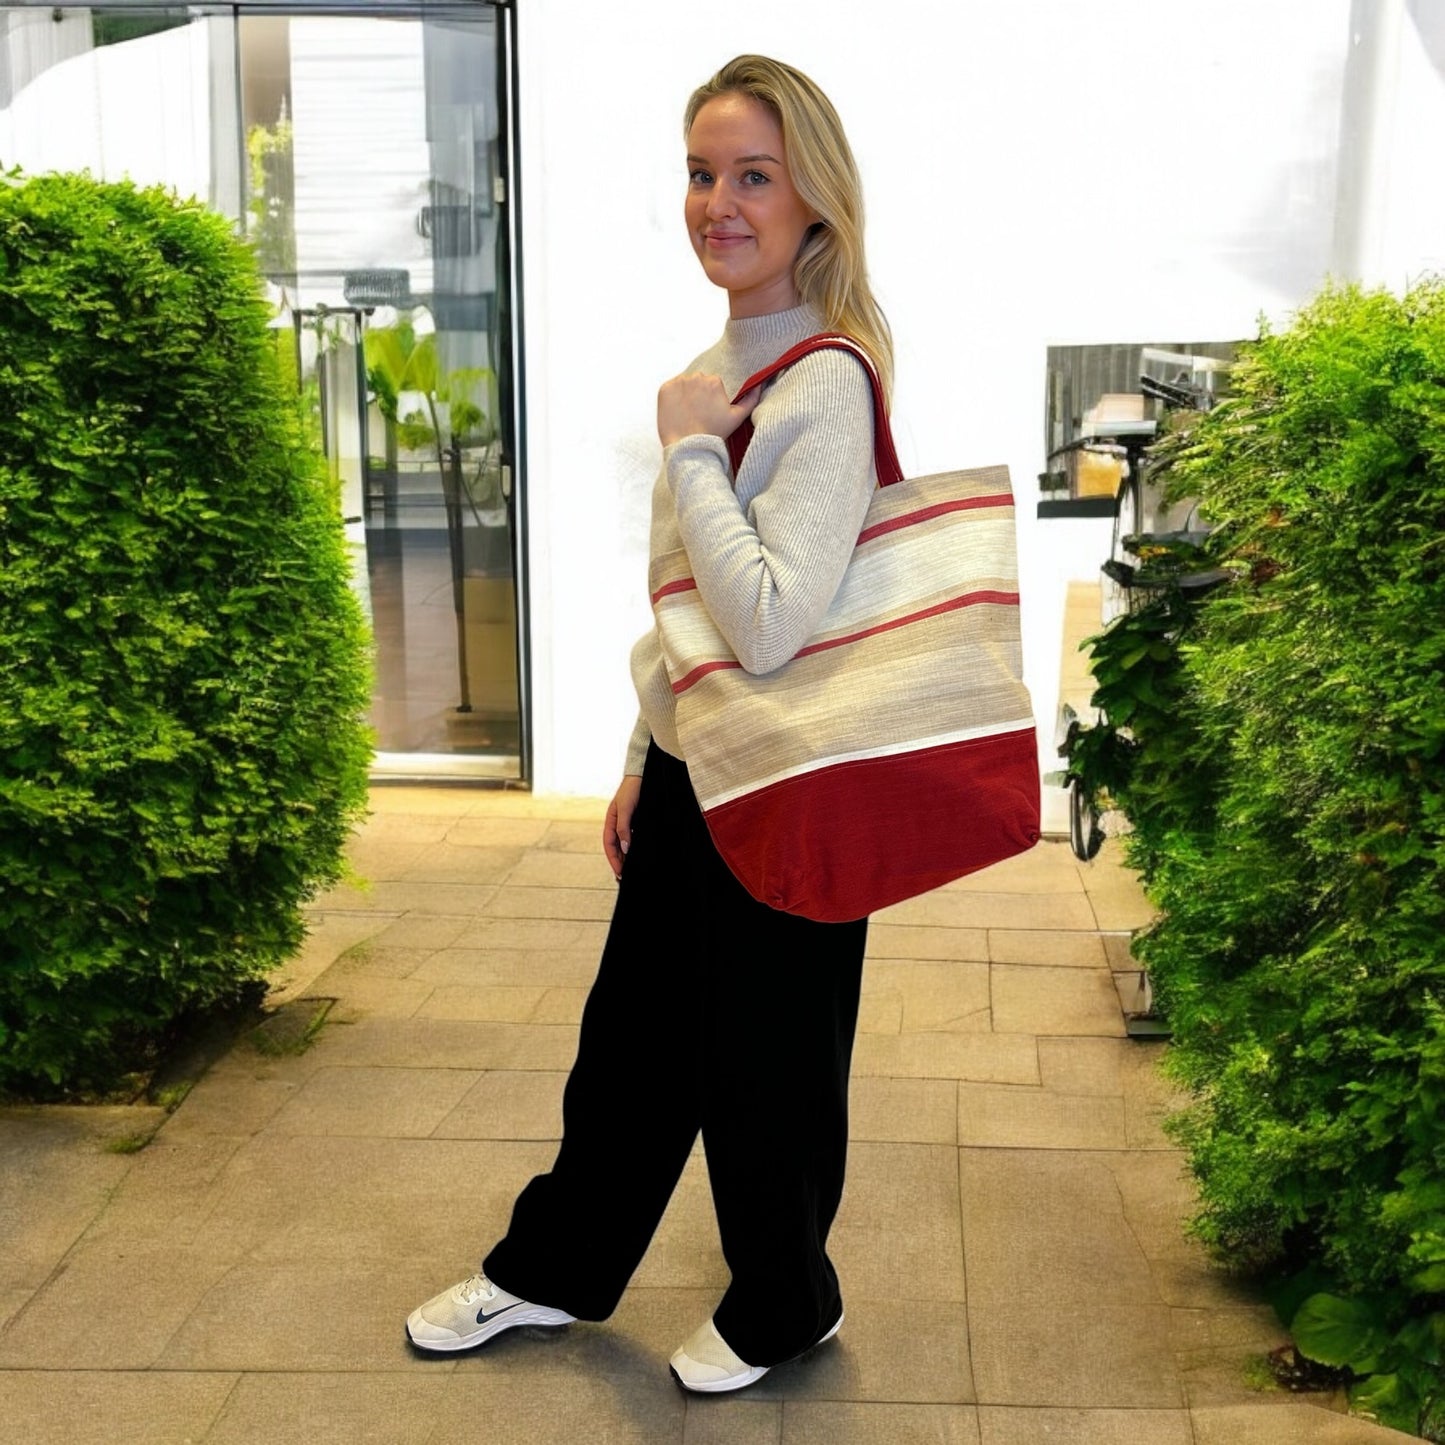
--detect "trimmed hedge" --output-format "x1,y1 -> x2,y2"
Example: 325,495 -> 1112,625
0,170 -> 372,1094
1072,281 -> 1445,1436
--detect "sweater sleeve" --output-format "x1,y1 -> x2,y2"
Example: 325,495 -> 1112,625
623,712 -> 650,777
663,348 -> 877,676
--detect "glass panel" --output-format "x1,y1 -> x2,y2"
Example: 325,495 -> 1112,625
0,6 -> 240,220
239,9 -> 520,774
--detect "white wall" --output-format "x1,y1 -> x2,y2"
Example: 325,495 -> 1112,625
516,0 -> 1359,797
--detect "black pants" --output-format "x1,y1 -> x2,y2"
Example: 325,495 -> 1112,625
483,741 -> 867,1366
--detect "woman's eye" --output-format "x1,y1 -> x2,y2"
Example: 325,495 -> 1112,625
688,169 -> 713,186
742,170 -> 770,186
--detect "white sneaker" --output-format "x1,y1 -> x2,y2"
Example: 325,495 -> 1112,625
406,1273 -> 575,1353
669,1312 -> 843,1393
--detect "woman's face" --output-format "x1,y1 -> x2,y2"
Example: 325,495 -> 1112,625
685,92 -> 818,318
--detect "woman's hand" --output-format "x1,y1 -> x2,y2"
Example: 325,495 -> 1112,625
657,373 -> 761,448
603,774 -> 643,880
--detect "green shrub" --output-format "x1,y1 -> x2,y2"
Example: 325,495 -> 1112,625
0,170 -> 372,1095
1070,280 -> 1445,1436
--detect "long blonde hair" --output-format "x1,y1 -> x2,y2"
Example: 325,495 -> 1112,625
685,54 -> 894,406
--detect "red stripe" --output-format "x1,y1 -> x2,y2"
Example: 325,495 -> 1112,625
650,576 -> 698,606
856,492 -> 1013,545
671,657 -> 743,694
793,589 -> 1018,660
670,588 -> 1018,696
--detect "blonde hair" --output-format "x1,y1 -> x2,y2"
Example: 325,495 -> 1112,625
685,54 -> 894,406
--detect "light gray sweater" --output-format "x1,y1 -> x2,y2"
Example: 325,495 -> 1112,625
626,304 -> 878,775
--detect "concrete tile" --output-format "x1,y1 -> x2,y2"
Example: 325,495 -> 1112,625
205,1371 -> 451,1444
685,1398 -> 783,1445
990,965 -> 1126,1038
967,1301 -> 1182,1407
784,1401 -> 981,1443
1088,889 -> 1156,932
0,1246 -> 234,1368
266,1066 -> 482,1138
852,1032 -> 1039,1085
78,1133 -> 248,1248
977,1406 -> 1192,1443
269,912 -> 395,1004
531,986 -> 590,1025
987,930 -> 1107,967
307,1017 -> 581,1072
181,1135 -> 555,1266
504,849 -> 618,889
1102,933 -> 1138,970
432,1070 -> 568,1140
1121,1043 -> 1187,1150
413,984 -> 551,1022
436,1365 -> 686,1442
481,886 -> 617,921
352,814 -> 453,843
0,1288 -> 34,1330
340,881 -> 505,915
866,924 -> 989,962
944,842 -> 1084,894
367,914 -> 474,950
829,1143 -> 965,1302
856,988 -> 904,1034
344,837 -> 437,880
0,1108 -> 147,1287
866,961 -> 992,1034
156,1259 -> 461,1371
397,842 -> 528,884
749,1299 -> 973,1404
1035,1037 -> 1128,1096
848,1077 -> 957,1145
1191,1402 -> 1413,1443
411,946 -> 602,989
444,816 -> 552,847
874,892 -> 1097,932
0,1370 -> 238,1445
311,973 -> 437,1018
959,1150 -> 1158,1309
444,917 -> 610,953
538,819 -> 608,854
365,788 -> 482,817
321,944 -> 442,980
957,1085 -> 1127,1149
1171,1305 -> 1288,1408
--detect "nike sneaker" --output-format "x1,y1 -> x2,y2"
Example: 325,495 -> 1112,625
406,1273 -> 576,1352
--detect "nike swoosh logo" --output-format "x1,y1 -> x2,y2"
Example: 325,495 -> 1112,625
476,1300 -> 523,1325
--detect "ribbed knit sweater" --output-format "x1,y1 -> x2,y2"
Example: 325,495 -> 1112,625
625,304 -> 878,775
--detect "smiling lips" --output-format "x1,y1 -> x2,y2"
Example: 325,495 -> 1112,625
705,231 -> 753,247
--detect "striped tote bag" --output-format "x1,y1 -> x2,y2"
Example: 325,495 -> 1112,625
650,334 -> 1039,922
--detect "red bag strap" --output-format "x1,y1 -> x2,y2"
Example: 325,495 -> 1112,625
725,332 -> 905,487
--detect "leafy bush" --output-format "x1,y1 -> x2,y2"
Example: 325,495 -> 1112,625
0,170 -> 372,1094
1069,281 -> 1445,1436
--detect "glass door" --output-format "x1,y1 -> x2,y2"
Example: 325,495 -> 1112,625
240,6 -> 521,778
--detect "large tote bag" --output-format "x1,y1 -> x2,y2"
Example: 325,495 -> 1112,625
650,333 -> 1040,922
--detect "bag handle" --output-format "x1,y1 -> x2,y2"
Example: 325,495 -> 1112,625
725,332 -> 905,487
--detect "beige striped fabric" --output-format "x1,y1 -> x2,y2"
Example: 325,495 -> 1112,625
652,462 -> 1034,813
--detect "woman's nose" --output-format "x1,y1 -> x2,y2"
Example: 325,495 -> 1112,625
704,182 -> 734,219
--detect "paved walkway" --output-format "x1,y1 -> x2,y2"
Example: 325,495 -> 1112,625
0,789 -> 1412,1443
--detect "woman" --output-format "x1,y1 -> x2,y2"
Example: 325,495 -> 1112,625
406,53 -> 892,1394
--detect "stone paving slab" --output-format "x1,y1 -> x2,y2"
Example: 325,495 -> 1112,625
0,805 -> 1419,1443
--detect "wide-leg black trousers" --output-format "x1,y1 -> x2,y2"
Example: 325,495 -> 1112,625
483,741 -> 867,1366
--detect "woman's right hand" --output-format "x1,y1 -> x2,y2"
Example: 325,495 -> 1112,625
603,774 -> 643,880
